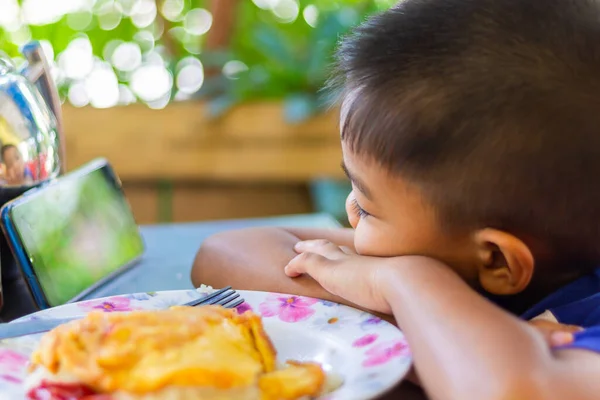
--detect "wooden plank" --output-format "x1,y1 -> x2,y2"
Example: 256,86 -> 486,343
63,101 -> 339,140
122,182 -> 159,224
62,102 -> 344,182
171,183 -> 312,222
122,181 -> 315,224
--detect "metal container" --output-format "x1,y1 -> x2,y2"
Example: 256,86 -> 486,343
0,41 -> 65,321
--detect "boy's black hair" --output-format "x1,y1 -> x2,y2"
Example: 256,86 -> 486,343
333,0 -> 600,274
1,144 -> 16,160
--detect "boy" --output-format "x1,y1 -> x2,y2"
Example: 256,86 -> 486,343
1,144 -> 32,185
193,0 -> 600,398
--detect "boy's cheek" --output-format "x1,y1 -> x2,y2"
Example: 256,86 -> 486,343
352,228 -> 371,256
353,227 -> 395,257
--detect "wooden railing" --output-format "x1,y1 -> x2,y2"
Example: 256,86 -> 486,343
62,101 -> 343,223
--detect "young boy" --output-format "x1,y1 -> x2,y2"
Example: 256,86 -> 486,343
192,0 -> 600,398
1,144 -> 32,185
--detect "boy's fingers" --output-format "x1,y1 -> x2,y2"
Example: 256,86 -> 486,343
339,246 -> 355,255
294,240 -> 346,259
285,251 -> 331,277
528,319 -> 583,347
549,331 -> 575,347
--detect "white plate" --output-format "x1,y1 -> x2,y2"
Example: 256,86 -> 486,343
0,289 -> 411,400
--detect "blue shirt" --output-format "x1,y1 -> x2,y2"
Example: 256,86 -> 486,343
521,268 -> 600,353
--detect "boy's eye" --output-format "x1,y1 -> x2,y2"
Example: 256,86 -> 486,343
352,198 -> 371,218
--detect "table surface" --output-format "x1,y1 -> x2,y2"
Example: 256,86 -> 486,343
85,213 -> 428,400
87,213 -> 340,299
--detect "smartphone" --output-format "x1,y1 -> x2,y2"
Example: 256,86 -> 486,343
0,159 -> 144,309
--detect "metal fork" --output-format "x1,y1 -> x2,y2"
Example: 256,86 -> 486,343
184,286 -> 243,308
0,286 -> 244,340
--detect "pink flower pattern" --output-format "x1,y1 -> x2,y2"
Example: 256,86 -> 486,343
0,349 -> 28,384
78,296 -> 135,313
236,302 -> 253,314
363,339 -> 411,367
259,294 -> 317,323
353,334 -> 379,348
360,316 -> 383,330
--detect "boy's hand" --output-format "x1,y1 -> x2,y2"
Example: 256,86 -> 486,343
528,319 -> 583,347
285,239 -> 438,314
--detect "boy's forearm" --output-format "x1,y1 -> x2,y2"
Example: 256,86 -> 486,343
381,259 -> 597,400
191,227 -> 355,303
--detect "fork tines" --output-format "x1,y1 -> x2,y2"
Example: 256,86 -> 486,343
183,286 -> 244,309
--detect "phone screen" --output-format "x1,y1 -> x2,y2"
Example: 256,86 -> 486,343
9,165 -> 144,307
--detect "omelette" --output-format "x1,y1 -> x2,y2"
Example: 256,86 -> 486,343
25,306 -> 326,400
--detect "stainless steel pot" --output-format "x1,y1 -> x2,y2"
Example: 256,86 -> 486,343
0,41 -> 65,320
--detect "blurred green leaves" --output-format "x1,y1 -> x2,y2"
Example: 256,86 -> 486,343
0,0 -> 396,121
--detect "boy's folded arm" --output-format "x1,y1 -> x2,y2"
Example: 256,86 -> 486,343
382,260 -> 600,400
190,227 -> 355,303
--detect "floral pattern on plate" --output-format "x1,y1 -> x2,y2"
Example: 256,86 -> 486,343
258,293 -> 318,323
0,289 -> 411,400
77,296 -> 137,313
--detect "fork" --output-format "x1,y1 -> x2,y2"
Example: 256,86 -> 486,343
0,286 -> 243,340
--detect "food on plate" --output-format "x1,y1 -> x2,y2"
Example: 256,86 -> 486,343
25,306 -> 327,400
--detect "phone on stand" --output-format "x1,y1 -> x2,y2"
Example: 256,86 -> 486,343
0,159 -> 144,310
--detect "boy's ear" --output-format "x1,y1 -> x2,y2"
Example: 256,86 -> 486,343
473,229 -> 535,295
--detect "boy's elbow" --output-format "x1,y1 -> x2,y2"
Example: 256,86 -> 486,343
190,233 -> 230,288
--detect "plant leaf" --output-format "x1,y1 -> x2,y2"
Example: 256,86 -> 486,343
284,93 -> 318,123
207,94 -> 238,118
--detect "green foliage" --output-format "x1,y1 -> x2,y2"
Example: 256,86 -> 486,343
209,0 -> 386,119
0,0 -> 395,121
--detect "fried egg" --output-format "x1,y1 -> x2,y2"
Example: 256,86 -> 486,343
25,306 -> 326,400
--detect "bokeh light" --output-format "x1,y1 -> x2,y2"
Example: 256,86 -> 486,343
9,25 -> 32,46
68,81 -> 90,108
0,0 -> 21,31
96,1 -> 123,31
133,30 -> 155,53
22,0 -> 69,25
303,5 -> 319,27
251,0 -> 299,23
161,0 -> 185,22
272,0 -> 300,23
118,84 -> 136,105
184,8 -> 213,36
58,37 -> 94,80
130,64 -> 172,102
131,0 -> 156,28
0,0 -> 385,109
67,11 -> 94,30
119,0 -> 139,16
252,0 -> 276,10
144,49 -> 165,66
223,60 -> 249,80
146,92 -> 171,109
85,62 -> 120,108
103,39 -> 124,62
111,42 -> 142,72
176,57 -> 204,94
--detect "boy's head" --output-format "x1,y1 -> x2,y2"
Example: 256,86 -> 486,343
2,144 -> 25,184
1,144 -> 22,169
335,0 -> 600,301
